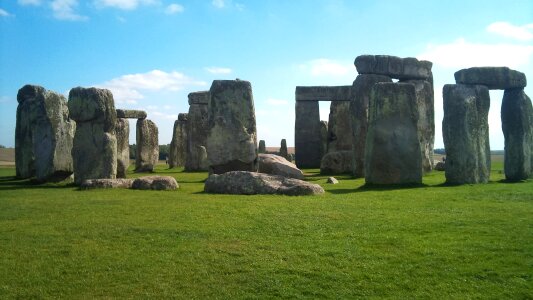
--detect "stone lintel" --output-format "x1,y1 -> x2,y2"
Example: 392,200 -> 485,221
295,86 -> 352,101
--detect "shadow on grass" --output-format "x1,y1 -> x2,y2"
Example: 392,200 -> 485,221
328,182 -> 428,194
0,176 -> 76,190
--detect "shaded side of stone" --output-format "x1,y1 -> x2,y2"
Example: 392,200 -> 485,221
258,140 -> 266,153
279,139 -> 288,159
169,113 -> 188,168
185,96 -> 209,171
135,119 -> 159,172
116,118 -> 130,178
327,101 -> 353,153
320,151 -> 353,175
294,100 -> 322,168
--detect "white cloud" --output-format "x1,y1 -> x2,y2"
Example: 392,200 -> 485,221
487,22 -> 533,41
212,0 -> 224,8
94,0 -> 157,10
205,67 -> 232,74
18,0 -> 42,5
0,9 -> 12,17
97,69 -> 206,104
165,3 -> 184,14
265,98 -> 288,106
51,0 -> 88,21
418,38 -> 533,69
301,59 -> 352,77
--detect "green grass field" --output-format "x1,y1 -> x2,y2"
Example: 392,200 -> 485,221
0,162 -> 531,298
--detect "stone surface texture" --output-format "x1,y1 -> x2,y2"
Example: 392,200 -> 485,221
442,84 -> 491,184
169,113 -> 188,168
354,55 -> 432,80
501,88 -> 533,181
131,176 -> 179,190
454,67 -> 527,90
327,101 -> 353,153
207,80 -> 258,174
68,87 -> 117,185
320,151 -> 353,174
80,178 -> 134,189
257,153 -> 304,179
135,119 -> 159,172
116,109 -> 147,119
365,83 -> 422,185
115,118 -> 130,178
204,171 -> 324,196
185,92 -> 209,171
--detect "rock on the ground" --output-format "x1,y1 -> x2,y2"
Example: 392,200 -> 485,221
80,178 -> 134,189
454,67 -> 527,90
326,177 -> 339,184
135,119 -> 159,172
204,171 -> 324,196
354,55 -> 432,80
116,109 -> 147,119
258,153 -> 304,179
131,176 -> 179,190
320,151 -> 353,174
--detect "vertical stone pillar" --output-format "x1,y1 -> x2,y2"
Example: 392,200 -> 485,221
68,87 -> 117,185
258,140 -> 266,153
185,91 -> 209,171
115,118 -> 130,178
365,83 -> 422,185
279,139 -> 288,159
501,88 -> 533,181
327,101 -> 353,153
207,80 -> 258,174
135,119 -> 159,172
442,84 -> 491,184
294,101 -> 321,168
169,113 -> 188,168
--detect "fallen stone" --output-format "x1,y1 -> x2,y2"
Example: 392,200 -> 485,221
169,113 -> 188,168
131,176 -> 179,190
258,154 -> 304,179
354,55 -> 432,80
115,118 -> 130,178
204,171 -> 324,196
320,151 -> 353,174
80,178 -> 134,189
442,84 -> 491,184
326,177 -> 339,184
116,109 -> 147,119
135,119 -> 159,172
454,67 -> 527,90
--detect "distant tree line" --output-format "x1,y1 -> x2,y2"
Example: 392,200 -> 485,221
434,148 -> 445,155
129,144 -> 170,161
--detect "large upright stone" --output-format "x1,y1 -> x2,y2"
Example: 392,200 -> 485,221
68,87 -> 117,185
279,139 -> 288,159
365,83 -> 422,185
135,119 -> 159,172
185,91 -> 209,171
354,55 -> 432,80
207,80 -> 258,174
501,88 -> 533,181
258,140 -> 266,153
16,85 -> 75,181
454,67 -> 527,90
350,74 -> 392,178
442,84 -> 491,184
294,101 -> 321,168
320,120 -> 328,159
327,101 -> 352,153
115,118 -> 129,178
169,113 -> 188,168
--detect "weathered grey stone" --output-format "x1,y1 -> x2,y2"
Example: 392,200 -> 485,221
327,101 -> 353,153
80,178 -> 134,189
135,119 -> 159,172
365,83 -> 422,185
279,139 -> 288,160
116,118 -> 130,178
16,85 -> 75,181
204,171 -> 324,196
131,176 -> 179,190
401,79 -> 435,173
320,151 -> 353,175
258,140 -> 266,153
207,80 -> 258,174
434,161 -> 445,171
68,87 -> 117,185
354,55 -> 432,80
442,84 -> 491,184
454,67 -> 527,90
350,74 -> 392,178
116,109 -> 147,119
320,120 -> 328,160
169,113 -> 188,168
185,92 -> 209,171
258,153 -> 304,179
501,88 -> 533,181
295,86 -> 352,101
295,101 -> 322,168
326,177 -> 339,184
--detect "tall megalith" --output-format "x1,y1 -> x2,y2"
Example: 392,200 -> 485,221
185,91 -> 209,171
135,119 -> 159,172
115,118 -> 130,178
169,113 -> 188,168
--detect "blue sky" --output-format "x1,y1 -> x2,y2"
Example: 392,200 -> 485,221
1,0 -> 532,150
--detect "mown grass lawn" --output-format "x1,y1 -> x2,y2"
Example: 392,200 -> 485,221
0,162 -> 531,298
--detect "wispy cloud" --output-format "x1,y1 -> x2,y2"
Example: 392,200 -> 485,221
0,96 -> 14,103
18,0 -> 42,5
94,0 -> 157,10
51,0 -> 88,21
487,22 -> 533,41
265,98 -> 288,106
165,3 -> 184,15
418,38 -> 533,69
212,0 -> 224,8
300,59 -> 352,77
97,69 -> 206,104
205,67 -> 232,74
0,9 -> 12,17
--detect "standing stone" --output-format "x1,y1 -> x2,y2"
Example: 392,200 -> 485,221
327,101 -> 352,153
135,119 -> 159,172
68,87 -> 117,185
169,113 -> 188,168
115,118 -> 129,178
501,88 -> 533,181
320,150 -> 353,174
207,80 -> 258,174
16,85 -> 75,181
320,120 -> 328,160
365,83 -> 422,185
295,101 -> 321,168
442,84 -> 491,184
350,74 -> 392,178
185,91 -> 209,171
279,139 -> 288,160
258,140 -> 266,153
